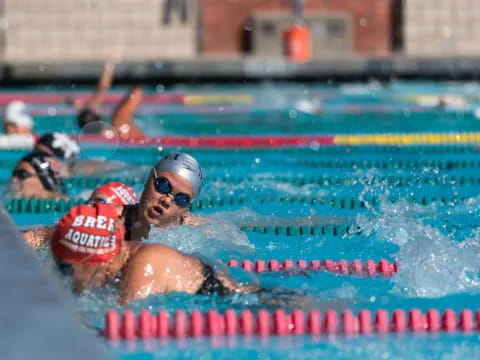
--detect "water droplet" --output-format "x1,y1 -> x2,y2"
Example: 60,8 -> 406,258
309,141 -> 320,151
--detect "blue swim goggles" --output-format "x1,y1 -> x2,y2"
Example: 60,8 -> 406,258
152,168 -> 192,208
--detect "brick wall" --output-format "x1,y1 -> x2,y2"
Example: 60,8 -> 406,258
404,0 -> 480,56
201,0 -> 393,56
1,0 -> 198,62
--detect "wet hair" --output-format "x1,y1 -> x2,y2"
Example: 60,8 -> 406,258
77,108 -> 103,130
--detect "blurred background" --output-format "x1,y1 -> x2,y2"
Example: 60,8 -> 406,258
0,0 -> 475,82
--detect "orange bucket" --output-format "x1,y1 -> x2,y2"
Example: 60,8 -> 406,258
283,25 -> 311,63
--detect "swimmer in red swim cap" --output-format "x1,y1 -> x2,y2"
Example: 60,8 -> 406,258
50,203 -> 258,304
87,182 -> 138,206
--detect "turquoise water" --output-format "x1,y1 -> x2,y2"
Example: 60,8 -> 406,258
4,81 -> 480,359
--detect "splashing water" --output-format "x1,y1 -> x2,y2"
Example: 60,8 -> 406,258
145,218 -> 254,258
356,199 -> 480,298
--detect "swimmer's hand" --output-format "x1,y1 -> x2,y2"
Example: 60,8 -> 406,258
258,288 -> 358,311
257,288 -> 316,309
22,225 -> 56,249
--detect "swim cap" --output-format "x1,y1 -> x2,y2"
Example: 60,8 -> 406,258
154,153 -> 203,197
5,101 -> 33,128
51,203 -> 124,265
18,153 -> 62,192
89,182 -> 138,206
77,108 -> 103,130
37,132 -> 80,160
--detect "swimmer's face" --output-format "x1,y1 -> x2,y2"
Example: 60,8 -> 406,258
10,161 -> 52,198
4,123 -> 32,135
139,171 -> 194,227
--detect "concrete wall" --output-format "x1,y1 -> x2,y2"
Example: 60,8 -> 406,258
0,205 -> 112,360
1,0 -> 197,62
201,0 -> 392,57
404,0 -> 480,56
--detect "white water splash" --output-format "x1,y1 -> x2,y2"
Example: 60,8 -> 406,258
356,199 -> 480,298
146,218 -> 254,258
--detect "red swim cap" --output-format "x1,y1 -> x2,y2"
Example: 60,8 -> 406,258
51,203 -> 125,265
89,182 -> 137,206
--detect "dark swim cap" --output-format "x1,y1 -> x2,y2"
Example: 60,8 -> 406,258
154,153 -> 203,197
37,132 -> 80,160
77,108 -> 104,132
18,153 -> 62,192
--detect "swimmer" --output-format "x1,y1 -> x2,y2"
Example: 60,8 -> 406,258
74,54 -> 144,140
35,132 -> 127,176
86,181 -> 138,206
33,132 -> 80,177
22,152 -> 204,247
35,132 -> 80,161
3,101 -> 33,135
415,94 -> 468,110
119,152 -> 204,240
293,96 -> 323,115
9,152 -> 66,199
50,203 -> 259,305
22,181 -> 137,248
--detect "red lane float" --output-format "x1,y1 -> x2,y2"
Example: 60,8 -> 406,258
105,308 -> 480,340
0,93 -> 184,104
75,134 -> 335,148
225,259 -> 397,277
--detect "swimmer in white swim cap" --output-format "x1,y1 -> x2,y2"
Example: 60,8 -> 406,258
130,152 -> 204,238
3,101 -> 33,135
22,152 -> 205,248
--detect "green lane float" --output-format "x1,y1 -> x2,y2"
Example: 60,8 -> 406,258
5,194 -> 466,214
240,224 -> 362,236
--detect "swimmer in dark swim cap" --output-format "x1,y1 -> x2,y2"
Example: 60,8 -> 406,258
22,152 -> 204,247
35,132 -> 80,161
72,54 -> 144,140
10,152 -> 66,199
34,132 -> 128,176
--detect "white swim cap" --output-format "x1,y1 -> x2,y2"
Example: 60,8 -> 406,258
5,101 -> 33,128
154,153 -> 203,197
37,132 -> 80,160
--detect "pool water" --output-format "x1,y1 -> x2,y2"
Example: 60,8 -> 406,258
4,81 -> 480,359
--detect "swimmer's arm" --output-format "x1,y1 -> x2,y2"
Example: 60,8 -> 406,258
110,87 -> 144,139
87,55 -> 118,110
22,225 -> 56,249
